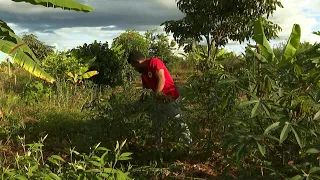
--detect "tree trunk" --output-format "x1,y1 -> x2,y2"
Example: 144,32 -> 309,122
212,44 -> 219,62
206,36 -> 211,60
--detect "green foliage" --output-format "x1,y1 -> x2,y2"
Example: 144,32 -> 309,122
0,136 -> 133,179
0,0 -> 94,83
0,20 -> 54,83
184,18 -> 320,179
22,80 -> 51,105
162,0 -> 283,62
144,28 -> 181,70
112,30 -> 149,58
22,34 -> 54,61
70,41 -> 131,87
41,51 -> 80,79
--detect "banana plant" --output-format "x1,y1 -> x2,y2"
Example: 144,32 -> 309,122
67,57 -> 98,91
0,20 -> 55,83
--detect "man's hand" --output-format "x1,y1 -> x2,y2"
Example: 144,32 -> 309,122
154,91 -> 170,102
139,92 -> 147,103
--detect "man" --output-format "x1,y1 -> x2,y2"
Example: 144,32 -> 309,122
127,50 -> 191,147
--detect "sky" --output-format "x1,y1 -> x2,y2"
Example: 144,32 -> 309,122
1,0 -> 320,61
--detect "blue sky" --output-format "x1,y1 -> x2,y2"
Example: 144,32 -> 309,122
1,0 -> 320,62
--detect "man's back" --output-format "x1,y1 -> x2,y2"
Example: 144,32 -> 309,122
141,57 -> 180,100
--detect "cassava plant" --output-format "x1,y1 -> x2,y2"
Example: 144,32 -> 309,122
218,17 -> 320,179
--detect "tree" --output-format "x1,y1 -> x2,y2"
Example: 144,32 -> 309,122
112,30 -> 149,59
162,0 -> 283,63
70,41 -> 129,87
22,34 -> 54,61
144,28 -> 179,68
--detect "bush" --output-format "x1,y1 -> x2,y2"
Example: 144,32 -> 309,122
70,41 -> 133,87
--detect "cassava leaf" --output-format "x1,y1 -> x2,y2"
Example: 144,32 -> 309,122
280,123 -> 290,144
291,126 -> 303,148
264,122 -> 280,135
251,100 -> 261,118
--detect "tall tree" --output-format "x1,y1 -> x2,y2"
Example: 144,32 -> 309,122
162,0 -> 283,63
22,34 -> 54,61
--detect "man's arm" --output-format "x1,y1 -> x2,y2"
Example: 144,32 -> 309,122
155,69 -> 165,95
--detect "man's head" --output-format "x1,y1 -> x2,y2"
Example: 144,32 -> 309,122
127,50 -> 146,73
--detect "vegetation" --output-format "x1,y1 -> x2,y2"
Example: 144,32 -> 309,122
1,0 -> 320,179
162,0 -> 283,63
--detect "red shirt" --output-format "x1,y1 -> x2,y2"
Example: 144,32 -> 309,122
141,57 -> 180,100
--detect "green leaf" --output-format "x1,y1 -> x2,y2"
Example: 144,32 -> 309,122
291,126 -> 303,148
280,24 -> 301,67
313,31 -> 320,36
256,141 -> 266,156
11,0 -> 94,12
218,78 -> 238,85
104,168 -> 115,173
0,19 -> 39,63
50,155 -> 65,162
116,170 -> 132,180
235,143 -> 246,163
253,17 -> 275,62
313,110 -> 320,120
89,161 -> 101,167
239,100 -> 259,107
310,167 -> 320,174
48,173 -> 61,180
280,123 -> 291,144
251,100 -> 261,118
290,175 -> 304,180
261,103 -> 271,116
306,148 -> 320,154
0,39 -> 55,83
264,122 -> 280,135
85,169 -> 101,173
82,71 -> 99,79
96,147 -> 109,151
119,152 -> 133,161
101,151 -> 109,165
14,175 -> 28,180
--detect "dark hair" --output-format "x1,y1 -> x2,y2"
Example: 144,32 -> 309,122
127,50 -> 145,64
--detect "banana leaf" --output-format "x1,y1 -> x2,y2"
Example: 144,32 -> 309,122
280,24 -> 301,67
0,19 -> 39,64
11,0 -> 94,12
253,17 -> 275,62
0,39 -> 55,83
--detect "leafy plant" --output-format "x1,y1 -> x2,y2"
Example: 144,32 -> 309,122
0,20 -> 55,83
70,41 -> 131,87
22,34 -> 54,61
1,135 -> 133,180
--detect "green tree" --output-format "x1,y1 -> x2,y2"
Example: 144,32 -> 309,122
112,30 -> 149,58
41,51 -> 80,79
22,34 -> 54,61
70,41 -> 129,87
162,0 -> 283,63
144,28 -> 179,69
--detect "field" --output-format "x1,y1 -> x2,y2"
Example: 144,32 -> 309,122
1,1 -> 320,179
